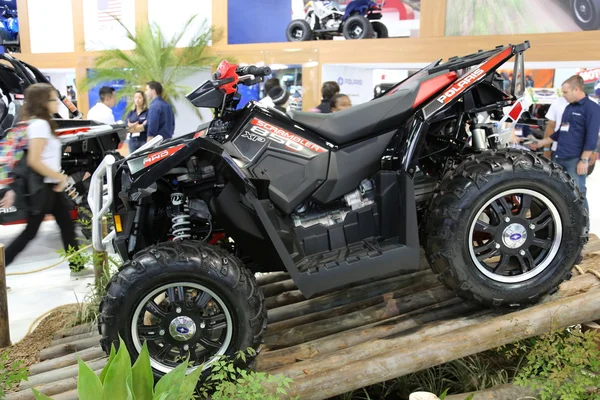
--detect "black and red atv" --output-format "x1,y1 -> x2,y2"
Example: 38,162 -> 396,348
90,42 -> 587,378
0,54 -> 126,235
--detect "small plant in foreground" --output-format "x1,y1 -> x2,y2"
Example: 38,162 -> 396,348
0,352 -> 28,398
57,245 -> 91,273
31,339 -> 293,400
195,348 -> 295,400
513,326 -> 600,400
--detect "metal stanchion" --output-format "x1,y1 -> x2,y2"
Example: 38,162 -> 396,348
93,217 -> 109,284
0,243 -> 10,347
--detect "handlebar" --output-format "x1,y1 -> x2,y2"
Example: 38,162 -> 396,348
236,65 -> 272,78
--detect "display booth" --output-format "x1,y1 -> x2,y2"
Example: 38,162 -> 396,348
8,0 -> 600,117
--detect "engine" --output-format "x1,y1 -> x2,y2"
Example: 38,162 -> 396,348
322,17 -> 341,30
292,179 -> 374,229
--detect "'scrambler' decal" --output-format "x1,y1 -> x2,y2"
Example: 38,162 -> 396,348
143,144 -> 186,168
249,118 -> 327,154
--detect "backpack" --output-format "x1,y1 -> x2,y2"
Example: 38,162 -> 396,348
0,122 -> 28,185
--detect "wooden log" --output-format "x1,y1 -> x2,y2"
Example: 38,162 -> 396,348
20,359 -> 107,390
5,369 -> 102,400
52,390 -> 79,400
256,299 -> 475,371
267,270 -> 433,323
0,244 -> 10,348
39,335 -> 102,361
256,272 -> 290,286
261,279 -> 297,298
50,331 -> 100,347
281,289 -> 600,400
30,346 -> 106,376
273,310 -> 493,379
52,323 -> 96,340
445,383 -> 538,400
267,272 -> 440,332
264,290 -> 306,310
264,282 -> 452,348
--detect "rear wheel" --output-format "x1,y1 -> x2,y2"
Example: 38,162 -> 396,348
343,15 -> 374,39
286,19 -> 312,41
425,150 -> 587,307
571,0 -> 600,30
371,21 -> 389,38
99,241 -> 267,378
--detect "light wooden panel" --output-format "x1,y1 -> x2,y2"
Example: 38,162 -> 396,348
72,0 -> 84,54
212,0 -> 228,46
135,0 -> 148,31
15,0 -> 31,53
420,0 -> 446,38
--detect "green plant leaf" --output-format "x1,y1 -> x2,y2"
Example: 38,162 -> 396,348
132,342 -> 154,400
153,391 -> 172,400
101,343 -> 117,384
154,357 -> 188,399
77,357 -> 104,400
126,373 -> 135,400
31,388 -> 54,399
177,364 -> 204,400
103,337 -> 133,400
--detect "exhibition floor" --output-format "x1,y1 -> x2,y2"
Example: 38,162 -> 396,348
3,170 -> 600,344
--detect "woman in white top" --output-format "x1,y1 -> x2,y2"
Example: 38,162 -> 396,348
5,83 -> 77,266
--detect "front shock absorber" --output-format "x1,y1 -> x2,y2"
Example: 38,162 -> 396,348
170,192 -> 191,241
62,170 -> 82,205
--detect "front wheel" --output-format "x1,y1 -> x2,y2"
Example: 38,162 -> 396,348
286,19 -> 312,41
425,150 -> 587,307
571,0 -> 600,30
342,15 -> 374,39
98,241 -> 267,378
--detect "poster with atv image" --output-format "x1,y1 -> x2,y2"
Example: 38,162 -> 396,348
227,0 -> 418,45
445,0 -> 600,35
288,0 -> 420,41
0,0 -> 19,53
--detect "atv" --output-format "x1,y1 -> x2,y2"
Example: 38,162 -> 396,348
0,54 -> 126,234
287,0 -> 388,41
90,42 -> 587,378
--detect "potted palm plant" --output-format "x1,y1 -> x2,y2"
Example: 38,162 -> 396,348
82,15 -> 222,119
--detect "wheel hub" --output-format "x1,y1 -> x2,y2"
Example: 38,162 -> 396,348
502,223 -> 528,249
169,316 -> 197,341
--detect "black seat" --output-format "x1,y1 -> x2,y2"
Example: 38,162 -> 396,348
288,81 -> 419,146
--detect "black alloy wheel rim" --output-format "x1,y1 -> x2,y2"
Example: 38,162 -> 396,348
131,282 -> 233,374
468,189 -> 562,284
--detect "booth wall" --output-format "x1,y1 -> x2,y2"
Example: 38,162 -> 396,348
11,0 -> 600,113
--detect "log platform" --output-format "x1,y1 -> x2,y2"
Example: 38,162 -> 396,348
7,237 -> 600,400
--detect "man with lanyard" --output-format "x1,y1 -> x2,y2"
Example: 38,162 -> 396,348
531,75 -> 600,217
145,81 -> 175,142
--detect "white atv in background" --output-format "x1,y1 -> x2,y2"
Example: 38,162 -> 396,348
286,0 -> 389,41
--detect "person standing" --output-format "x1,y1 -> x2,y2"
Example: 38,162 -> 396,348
258,78 -> 281,108
87,86 -> 116,124
5,84 -> 78,266
145,81 -> 175,141
125,91 -> 148,153
312,81 -> 340,113
542,93 -> 569,159
267,86 -> 290,113
330,93 -> 352,112
530,75 -> 600,215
